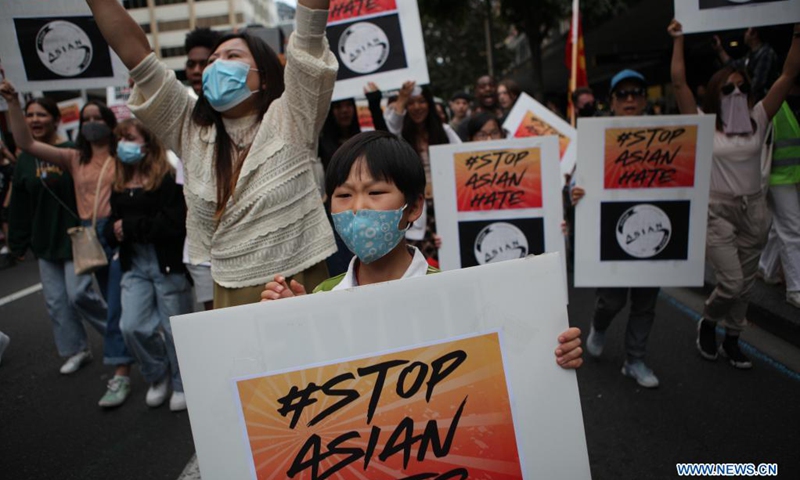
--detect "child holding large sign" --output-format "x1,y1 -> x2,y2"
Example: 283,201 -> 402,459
261,131 -> 584,369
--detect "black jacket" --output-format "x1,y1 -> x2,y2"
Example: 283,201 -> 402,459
104,173 -> 187,274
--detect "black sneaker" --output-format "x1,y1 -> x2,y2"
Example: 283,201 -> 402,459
696,318 -> 717,361
719,336 -> 752,369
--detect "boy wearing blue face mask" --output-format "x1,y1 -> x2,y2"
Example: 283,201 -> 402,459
261,131 -> 584,369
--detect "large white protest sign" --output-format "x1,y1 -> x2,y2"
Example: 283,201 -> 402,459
0,0 -> 128,92
574,114 -> 715,287
327,0 -> 429,101
675,0 -> 800,34
430,137 -> 566,277
503,92 -> 578,180
172,253 -> 590,480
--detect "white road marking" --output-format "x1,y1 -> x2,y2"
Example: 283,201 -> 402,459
178,455 -> 201,480
0,283 -> 43,308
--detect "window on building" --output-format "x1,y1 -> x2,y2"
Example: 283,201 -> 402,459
158,19 -> 191,32
196,15 -> 231,28
161,46 -> 187,58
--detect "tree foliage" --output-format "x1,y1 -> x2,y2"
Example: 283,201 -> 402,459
420,0 -> 640,99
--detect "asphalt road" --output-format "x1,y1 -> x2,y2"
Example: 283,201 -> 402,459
0,258 -> 195,480
1,258 -> 798,479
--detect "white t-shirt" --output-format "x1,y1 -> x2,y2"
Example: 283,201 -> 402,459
332,246 -> 430,291
709,102 -> 769,196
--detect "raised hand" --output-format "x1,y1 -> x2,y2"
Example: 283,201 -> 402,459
0,79 -> 19,103
667,19 -> 683,38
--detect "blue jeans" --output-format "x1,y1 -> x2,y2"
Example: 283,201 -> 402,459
593,287 -> 660,361
120,244 -> 192,391
38,259 -> 106,357
82,218 -> 134,366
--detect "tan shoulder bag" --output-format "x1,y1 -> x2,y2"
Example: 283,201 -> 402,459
67,157 -> 112,275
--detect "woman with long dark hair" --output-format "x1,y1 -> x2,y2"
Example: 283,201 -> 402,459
85,0 -> 338,308
0,90 -> 132,405
385,81 -> 460,260
670,19 -> 800,368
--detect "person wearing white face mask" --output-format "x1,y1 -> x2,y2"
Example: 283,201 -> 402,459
670,19 -> 800,369
85,0 -> 338,308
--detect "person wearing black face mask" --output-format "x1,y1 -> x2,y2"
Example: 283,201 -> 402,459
572,87 -> 597,119
1,83 -> 136,407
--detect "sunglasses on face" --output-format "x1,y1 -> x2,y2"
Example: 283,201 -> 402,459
613,88 -> 646,100
721,82 -> 750,95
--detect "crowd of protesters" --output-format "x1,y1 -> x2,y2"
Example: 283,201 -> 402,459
0,0 -> 797,414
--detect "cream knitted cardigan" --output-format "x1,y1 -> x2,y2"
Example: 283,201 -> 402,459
128,6 -> 338,288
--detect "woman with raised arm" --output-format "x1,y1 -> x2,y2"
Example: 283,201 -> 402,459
85,0 -> 338,308
1,84 -> 135,407
669,19 -> 800,369
384,81 -> 460,261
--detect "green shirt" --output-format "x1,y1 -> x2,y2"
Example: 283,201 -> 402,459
313,265 -> 440,293
8,142 -> 79,261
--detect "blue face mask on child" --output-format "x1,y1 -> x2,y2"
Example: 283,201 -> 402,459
202,59 -> 259,112
332,205 -> 409,264
116,141 -> 145,164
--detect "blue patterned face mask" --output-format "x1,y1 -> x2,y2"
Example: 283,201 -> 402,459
202,59 -> 258,112
332,205 -> 409,264
116,141 -> 145,164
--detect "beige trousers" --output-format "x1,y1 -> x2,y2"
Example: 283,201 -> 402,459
213,261 -> 329,309
704,191 -> 771,332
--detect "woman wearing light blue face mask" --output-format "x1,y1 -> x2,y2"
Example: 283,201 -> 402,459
0,82 -> 136,407
105,118 -> 192,411
671,19 -> 800,369
86,0 -> 338,308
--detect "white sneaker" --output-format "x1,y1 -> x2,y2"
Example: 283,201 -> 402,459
621,359 -> 660,388
146,377 -> 169,407
787,291 -> 800,309
169,391 -> 187,412
0,332 -> 9,365
60,350 -> 92,374
586,325 -> 605,358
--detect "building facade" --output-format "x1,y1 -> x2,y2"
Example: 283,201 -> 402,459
123,0 -> 280,72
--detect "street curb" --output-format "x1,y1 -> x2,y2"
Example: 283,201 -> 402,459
659,291 -> 800,383
746,281 -> 800,349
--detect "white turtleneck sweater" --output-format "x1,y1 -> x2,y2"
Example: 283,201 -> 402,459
127,5 -> 338,288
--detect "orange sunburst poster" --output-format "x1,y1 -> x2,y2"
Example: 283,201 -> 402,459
454,147 -> 542,212
234,332 -> 524,480
604,125 -> 697,189
514,111 -> 571,160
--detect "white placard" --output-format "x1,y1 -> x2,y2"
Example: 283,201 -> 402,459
0,0 -> 129,92
106,85 -> 132,121
56,97 -> 85,142
574,114 -> 715,287
172,253 -> 589,480
502,92 -> 578,180
430,137 -> 566,278
327,0 -> 429,101
675,0 -> 800,34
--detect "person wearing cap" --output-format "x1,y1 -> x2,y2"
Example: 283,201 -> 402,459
570,68 -> 661,389
449,92 -> 472,133
671,20 -> 800,367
